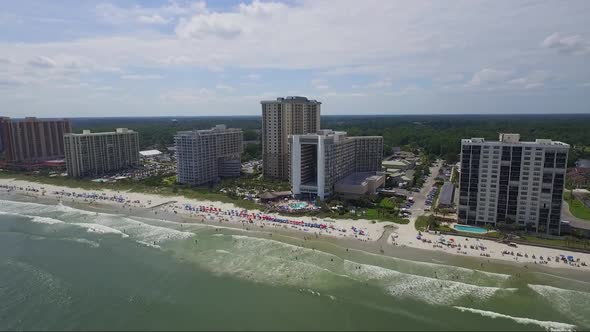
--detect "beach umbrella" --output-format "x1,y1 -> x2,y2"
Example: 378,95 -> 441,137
567,256 -> 574,261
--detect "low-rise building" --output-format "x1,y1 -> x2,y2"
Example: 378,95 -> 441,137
437,182 -> 455,208
175,125 -> 243,186
64,128 -> 140,177
334,172 -> 385,198
382,159 -> 412,172
290,129 -> 383,200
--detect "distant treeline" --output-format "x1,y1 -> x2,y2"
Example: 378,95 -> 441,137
70,114 -> 590,166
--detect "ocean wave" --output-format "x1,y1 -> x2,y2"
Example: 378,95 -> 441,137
528,284 -> 590,328
135,240 -> 161,249
357,247 -> 511,285
67,238 -> 100,248
1,259 -> 72,308
31,216 -> 64,225
92,215 -> 194,244
71,223 -> 130,238
192,234 -> 516,306
343,260 -> 516,306
454,306 -> 576,332
0,209 -> 65,225
215,249 -> 231,254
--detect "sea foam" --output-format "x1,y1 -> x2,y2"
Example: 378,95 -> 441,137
454,306 -> 576,332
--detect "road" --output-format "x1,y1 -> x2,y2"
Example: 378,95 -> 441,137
406,159 -> 443,226
562,199 -> 590,231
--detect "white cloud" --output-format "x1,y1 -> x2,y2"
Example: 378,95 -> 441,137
160,88 -> 216,104
121,74 -> 163,80
321,91 -> 367,97
28,56 -> 57,69
245,73 -> 261,80
467,68 -> 514,87
508,70 -> 553,90
1,1 -> 590,116
96,1 -> 206,25
95,85 -> 113,91
434,73 -> 464,84
365,77 -> 393,89
175,13 -> 243,39
0,76 -> 24,87
137,14 -> 168,25
215,83 -> 235,92
311,79 -> 330,90
542,32 -> 590,55
385,86 -> 420,96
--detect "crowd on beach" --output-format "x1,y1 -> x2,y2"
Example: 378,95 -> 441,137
0,183 -> 375,242
409,229 -> 589,270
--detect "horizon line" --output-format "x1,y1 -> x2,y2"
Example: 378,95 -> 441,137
5,112 -> 590,120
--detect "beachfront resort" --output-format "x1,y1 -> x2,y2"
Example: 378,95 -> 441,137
0,99 -> 589,272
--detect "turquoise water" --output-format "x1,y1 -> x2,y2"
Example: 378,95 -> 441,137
454,224 -> 488,233
0,197 -> 589,331
289,202 -> 308,209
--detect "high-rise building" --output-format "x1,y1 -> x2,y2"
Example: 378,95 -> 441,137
261,96 -> 321,180
175,125 -> 243,186
0,117 -> 71,163
290,129 -> 383,200
64,128 -> 140,177
459,133 -> 569,235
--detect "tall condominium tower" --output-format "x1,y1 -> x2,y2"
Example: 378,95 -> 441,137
459,133 -> 569,235
64,128 -> 140,177
290,130 -> 383,200
0,117 -> 71,163
175,125 -> 243,186
261,96 -> 321,180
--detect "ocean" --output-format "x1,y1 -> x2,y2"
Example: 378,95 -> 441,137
0,197 -> 589,331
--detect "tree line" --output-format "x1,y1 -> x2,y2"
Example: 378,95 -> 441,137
72,114 -> 590,166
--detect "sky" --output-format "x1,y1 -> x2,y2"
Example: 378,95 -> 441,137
1,0 -> 589,117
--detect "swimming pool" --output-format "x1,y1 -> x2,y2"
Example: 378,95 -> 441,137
453,224 -> 488,233
289,202 -> 309,209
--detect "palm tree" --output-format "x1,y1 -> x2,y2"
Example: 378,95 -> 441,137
433,206 -> 440,216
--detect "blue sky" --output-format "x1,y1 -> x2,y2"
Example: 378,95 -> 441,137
0,0 -> 589,117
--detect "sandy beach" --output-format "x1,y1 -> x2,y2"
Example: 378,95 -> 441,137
1,177 -> 589,272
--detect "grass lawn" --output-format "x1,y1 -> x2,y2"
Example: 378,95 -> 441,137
415,215 -> 430,231
564,192 -> 590,221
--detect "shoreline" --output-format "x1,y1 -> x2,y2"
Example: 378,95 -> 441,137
1,177 -> 589,278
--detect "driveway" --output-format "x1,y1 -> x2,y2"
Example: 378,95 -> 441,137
562,199 -> 590,231
407,159 -> 443,224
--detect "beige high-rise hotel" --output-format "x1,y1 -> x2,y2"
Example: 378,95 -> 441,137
261,96 -> 321,180
0,117 -> 71,164
64,128 -> 140,177
175,125 -> 243,186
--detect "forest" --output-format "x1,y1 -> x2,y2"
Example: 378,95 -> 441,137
71,114 -> 590,166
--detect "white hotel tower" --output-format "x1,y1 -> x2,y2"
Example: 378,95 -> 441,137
459,133 -> 569,235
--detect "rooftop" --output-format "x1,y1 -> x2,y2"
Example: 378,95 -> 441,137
67,128 -> 135,136
139,149 -> 162,157
261,96 -> 321,104
462,133 -> 569,147
382,160 -> 410,167
176,125 -> 242,137
576,159 -> 590,169
1,117 -> 69,123
336,172 -> 383,186
438,182 -> 455,206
